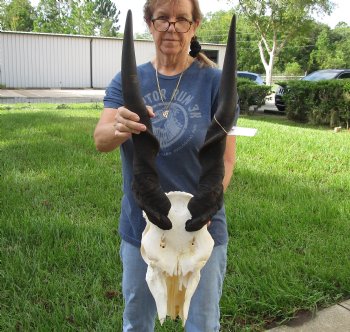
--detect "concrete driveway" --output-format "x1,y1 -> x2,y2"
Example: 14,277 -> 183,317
0,89 -> 105,104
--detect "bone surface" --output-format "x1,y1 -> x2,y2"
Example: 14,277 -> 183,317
141,191 -> 214,325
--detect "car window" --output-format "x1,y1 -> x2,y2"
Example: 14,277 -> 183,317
338,73 -> 350,79
238,73 -> 256,80
302,71 -> 339,81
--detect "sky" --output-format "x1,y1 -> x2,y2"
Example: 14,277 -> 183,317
30,0 -> 350,33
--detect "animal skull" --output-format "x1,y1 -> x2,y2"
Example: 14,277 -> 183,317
141,191 -> 214,325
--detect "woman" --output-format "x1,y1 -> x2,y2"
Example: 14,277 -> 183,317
94,0 -> 239,330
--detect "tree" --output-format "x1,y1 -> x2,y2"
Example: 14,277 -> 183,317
333,23 -> 350,67
34,0 -> 71,34
100,19 -> 119,37
2,0 -> 34,31
68,0 -> 120,36
0,0 -> 7,30
95,0 -> 120,37
69,0 -> 96,35
284,62 -> 303,76
197,10 -> 233,43
309,23 -> 350,69
34,0 -> 120,36
235,15 -> 264,73
135,31 -> 151,40
197,10 -> 263,73
230,0 -> 334,85
274,20 -> 326,73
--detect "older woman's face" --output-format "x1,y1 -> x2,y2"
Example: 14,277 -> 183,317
149,0 -> 199,58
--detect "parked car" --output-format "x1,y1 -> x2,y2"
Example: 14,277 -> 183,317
237,71 -> 264,85
275,69 -> 350,112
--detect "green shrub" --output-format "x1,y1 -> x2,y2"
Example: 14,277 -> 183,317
282,79 -> 350,128
237,78 -> 271,114
284,62 -> 303,76
337,80 -> 350,129
283,80 -> 316,122
56,103 -> 69,109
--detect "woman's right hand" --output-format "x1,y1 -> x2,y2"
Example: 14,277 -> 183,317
114,106 -> 154,139
94,105 -> 155,152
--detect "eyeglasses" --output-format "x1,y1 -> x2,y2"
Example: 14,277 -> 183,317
151,18 -> 193,33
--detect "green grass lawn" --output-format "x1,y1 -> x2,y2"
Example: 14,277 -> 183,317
1,103 -> 349,331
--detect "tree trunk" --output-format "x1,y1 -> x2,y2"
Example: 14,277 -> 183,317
258,38 -> 276,86
265,52 -> 275,86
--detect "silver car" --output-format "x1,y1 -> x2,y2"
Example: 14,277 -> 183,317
237,71 -> 265,85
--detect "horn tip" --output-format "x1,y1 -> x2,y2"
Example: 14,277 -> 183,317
126,9 -> 132,20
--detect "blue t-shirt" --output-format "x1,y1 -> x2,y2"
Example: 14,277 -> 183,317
104,60 -> 238,247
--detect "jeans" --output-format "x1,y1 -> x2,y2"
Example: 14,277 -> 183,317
120,239 -> 227,332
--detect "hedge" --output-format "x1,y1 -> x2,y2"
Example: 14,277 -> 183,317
280,79 -> 350,128
237,78 -> 271,114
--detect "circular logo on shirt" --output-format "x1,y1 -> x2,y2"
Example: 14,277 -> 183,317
152,102 -> 194,156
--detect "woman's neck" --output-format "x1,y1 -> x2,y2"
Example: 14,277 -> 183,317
154,54 -> 193,76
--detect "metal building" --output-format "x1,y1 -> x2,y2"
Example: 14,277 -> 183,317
0,31 -> 227,89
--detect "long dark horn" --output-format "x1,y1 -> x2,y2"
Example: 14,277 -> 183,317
122,10 -> 172,230
186,14 -> 237,232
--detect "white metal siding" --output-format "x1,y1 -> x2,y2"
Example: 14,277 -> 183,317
0,31 -> 226,89
0,32 -> 91,88
92,38 -> 122,89
92,39 -> 156,88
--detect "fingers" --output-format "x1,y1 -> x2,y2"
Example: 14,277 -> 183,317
114,106 -> 146,136
114,105 -> 156,137
113,106 -> 155,138
146,105 -> 155,118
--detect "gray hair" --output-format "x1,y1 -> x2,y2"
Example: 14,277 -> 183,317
143,0 -> 216,67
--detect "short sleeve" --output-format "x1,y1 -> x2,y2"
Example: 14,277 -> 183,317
103,72 -> 124,109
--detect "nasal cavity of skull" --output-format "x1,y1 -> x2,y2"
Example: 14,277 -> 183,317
160,235 -> 166,249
